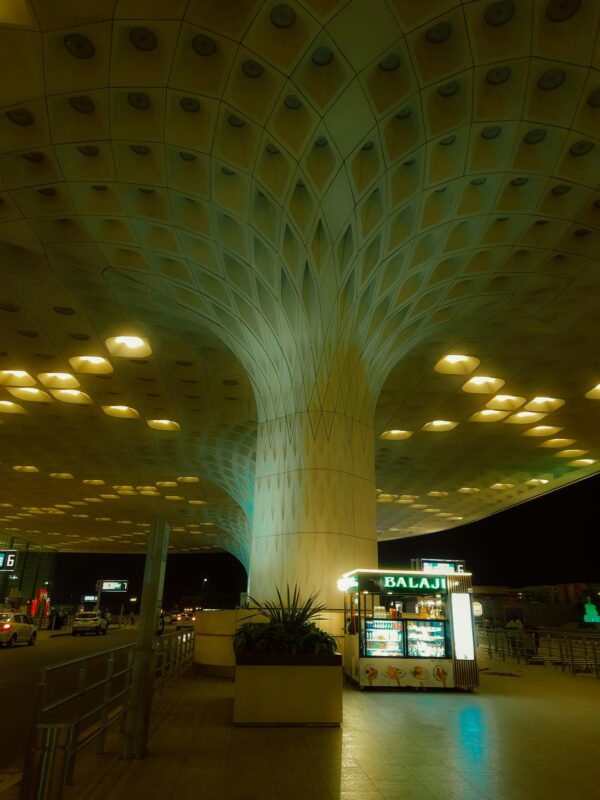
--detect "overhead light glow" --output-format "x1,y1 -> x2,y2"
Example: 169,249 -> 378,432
147,419 -> 180,431
527,478 -> 550,486
523,426 -> 562,436
458,487 -> 479,494
105,336 -> 152,358
380,429 -> 413,440
422,420 -> 458,431
486,394 -> 526,410
490,483 -> 514,490
569,458 -> 596,467
102,405 -> 140,419
505,411 -> 546,424
524,396 -> 565,412
69,356 -> 113,375
469,409 -> 509,422
0,400 -> 26,414
434,355 -> 480,375
462,376 -> 505,394
0,370 -> 36,386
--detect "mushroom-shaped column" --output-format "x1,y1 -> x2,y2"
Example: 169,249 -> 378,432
249,347 -> 378,608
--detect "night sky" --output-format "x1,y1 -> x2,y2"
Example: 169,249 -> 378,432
51,473 -> 599,608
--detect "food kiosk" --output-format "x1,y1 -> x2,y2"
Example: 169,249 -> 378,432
338,566 -> 478,690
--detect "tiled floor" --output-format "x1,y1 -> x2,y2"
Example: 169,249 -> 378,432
67,655 -> 599,800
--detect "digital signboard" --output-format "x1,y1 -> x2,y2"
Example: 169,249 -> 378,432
101,580 -> 128,592
0,551 -> 17,572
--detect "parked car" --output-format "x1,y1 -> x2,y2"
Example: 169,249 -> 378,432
72,611 -> 109,636
0,612 -> 37,647
175,613 -> 196,630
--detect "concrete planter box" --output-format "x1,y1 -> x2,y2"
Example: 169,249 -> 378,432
233,653 -> 343,726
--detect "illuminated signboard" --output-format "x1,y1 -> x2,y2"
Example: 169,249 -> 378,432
341,572 -> 448,593
0,551 -> 17,572
101,580 -> 128,592
450,593 -> 476,660
83,595 -> 98,603
421,560 -> 465,574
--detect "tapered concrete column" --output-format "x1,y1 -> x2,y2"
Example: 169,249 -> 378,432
123,520 -> 169,760
250,410 -> 377,608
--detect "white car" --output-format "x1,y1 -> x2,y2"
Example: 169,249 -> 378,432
72,612 -> 109,636
0,612 -> 37,647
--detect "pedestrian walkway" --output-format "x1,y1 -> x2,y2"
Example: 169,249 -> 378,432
44,651 -> 598,800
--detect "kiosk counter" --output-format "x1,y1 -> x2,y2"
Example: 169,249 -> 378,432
338,568 -> 478,690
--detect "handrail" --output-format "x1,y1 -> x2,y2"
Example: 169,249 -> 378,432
477,625 -> 600,678
20,630 -> 195,799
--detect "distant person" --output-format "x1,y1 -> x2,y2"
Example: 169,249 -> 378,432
130,612 -> 135,626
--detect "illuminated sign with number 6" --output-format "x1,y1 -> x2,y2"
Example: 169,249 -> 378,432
0,551 -> 17,572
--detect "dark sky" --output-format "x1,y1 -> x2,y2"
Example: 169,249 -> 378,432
51,473 -> 600,607
52,552 -> 247,610
379,474 -> 600,587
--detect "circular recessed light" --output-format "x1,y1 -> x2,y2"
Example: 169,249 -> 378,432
439,135 -> 456,146
538,68 -> 566,90
266,143 -> 280,155
63,33 -> 95,59
524,128 -> 547,144
179,151 -> 196,161
546,0 -> 581,23
312,46 -> 333,66
22,152 -> 44,163
569,140 -> 594,156
79,145 -> 99,157
314,136 -> 328,147
228,113 -> 245,128
486,65 -> 511,85
242,58 -> 263,78
361,140 -> 374,151
130,144 -> 150,155
0,303 -> 19,312
68,95 -> 95,113
438,80 -> 459,97
511,177 -> 528,186
378,52 -> 401,72
285,94 -> 302,110
574,228 -> 591,236
129,26 -> 157,51
481,125 -> 501,140
38,188 -> 55,197
180,96 -> 200,113
270,4 -> 296,28
426,21 -> 451,43
127,92 -> 151,110
484,0 -> 516,25
471,177 -> 487,186
192,34 -> 217,56
551,183 -> 572,195
396,106 -> 412,120
6,108 -> 33,126
221,166 -> 235,175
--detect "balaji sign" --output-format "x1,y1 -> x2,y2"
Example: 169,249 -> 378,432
353,572 -> 448,593
382,574 -> 447,592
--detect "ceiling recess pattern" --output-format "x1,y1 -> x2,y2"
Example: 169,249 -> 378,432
0,0 -> 600,559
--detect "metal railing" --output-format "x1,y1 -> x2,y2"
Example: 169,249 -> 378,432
20,629 -> 194,799
477,626 -> 600,678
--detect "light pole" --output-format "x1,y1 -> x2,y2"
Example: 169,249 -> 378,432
201,578 -> 208,607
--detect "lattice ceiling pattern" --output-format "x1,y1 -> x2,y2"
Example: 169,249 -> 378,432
1,0 -> 600,557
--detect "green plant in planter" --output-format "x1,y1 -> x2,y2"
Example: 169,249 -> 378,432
233,585 -> 337,656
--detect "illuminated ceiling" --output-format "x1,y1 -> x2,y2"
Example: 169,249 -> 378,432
1,0 -> 600,563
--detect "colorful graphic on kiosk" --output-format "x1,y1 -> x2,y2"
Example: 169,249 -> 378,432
360,658 -> 454,688
0,550 -> 17,572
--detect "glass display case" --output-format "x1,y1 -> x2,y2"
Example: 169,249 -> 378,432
406,620 -> 446,658
365,619 -> 404,657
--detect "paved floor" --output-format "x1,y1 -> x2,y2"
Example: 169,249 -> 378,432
0,661 -> 600,800
55,654 -> 600,800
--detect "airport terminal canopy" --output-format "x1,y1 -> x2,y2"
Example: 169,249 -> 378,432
0,0 -> 599,601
